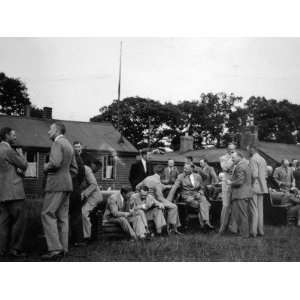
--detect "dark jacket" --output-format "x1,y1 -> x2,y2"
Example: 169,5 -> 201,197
129,160 -> 151,190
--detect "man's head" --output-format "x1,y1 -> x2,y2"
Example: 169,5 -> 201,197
0,127 -> 17,146
282,159 -> 290,168
199,158 -> 208,168
185,156 -> 193,164
48,122 -> 66,141
247,144 -> 257,157
291,158 -> 298,167
231,151 -> 243,164
153,165 -> 164,177
183,163 -> 193,175
73,141 -> 82,155
140,149 -> 149,161
167,159 -> 175,168
120,185 -> 132,200
139,185 -> 149,199
227,143 -> 236,155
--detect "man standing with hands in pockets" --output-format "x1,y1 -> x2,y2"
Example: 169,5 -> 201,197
41,122 -> 77,260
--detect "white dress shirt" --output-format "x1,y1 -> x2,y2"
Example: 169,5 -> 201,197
141,158 -> 147,173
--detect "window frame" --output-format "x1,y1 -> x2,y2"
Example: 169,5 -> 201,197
102,154 -> 117,181
24,150 -> 39,179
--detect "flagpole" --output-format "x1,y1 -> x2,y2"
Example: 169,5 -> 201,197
117,41 -> 124,143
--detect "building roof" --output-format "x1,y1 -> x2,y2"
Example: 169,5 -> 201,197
0,115 -> 137,153
258,141 -> 300,163
149,141 -> 300,164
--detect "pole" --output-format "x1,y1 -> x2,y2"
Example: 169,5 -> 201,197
117,41 -> 124,143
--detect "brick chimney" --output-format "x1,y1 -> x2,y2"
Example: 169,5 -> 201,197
24,104 -> 31,117
42,107 -> 52,119
239,125 -> 258,150
179,133 -> 194,153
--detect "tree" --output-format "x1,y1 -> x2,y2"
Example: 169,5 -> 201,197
0,72 -> 30,115
91,97 -> 182,149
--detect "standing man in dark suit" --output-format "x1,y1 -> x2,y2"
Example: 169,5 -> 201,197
129,150 -> 151,190
41,122 -> 78,259
69,141 -> 86,246
0,127 -> 28,257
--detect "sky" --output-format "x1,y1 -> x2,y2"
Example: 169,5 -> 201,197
1,37 -> 300,121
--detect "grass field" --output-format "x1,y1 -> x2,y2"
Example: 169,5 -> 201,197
1,198 -> 300,262
2,225 -> 300,262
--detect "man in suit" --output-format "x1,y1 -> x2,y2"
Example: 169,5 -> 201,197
161,159 -> 179,185
167,163 -> 213,230
103,186 -> 147,240
129,150 -> 151,190
248,144 -> 268,237
273,159 -> 294,191
185,156 -> 207,179
69,141 -> 86,246
0,127 -> 28,257
130,186 -> 166,235
219,143 -> 237,234
41,122 -> 78,259
136,165 -> 181,234
227,152 -> 252,238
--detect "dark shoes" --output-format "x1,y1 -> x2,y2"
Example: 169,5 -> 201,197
41,250 -> 64,261
9,249 -> 27,258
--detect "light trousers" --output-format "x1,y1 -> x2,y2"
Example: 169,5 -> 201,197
231,198 -> 250,238
82,200 -> 97,239
41,192 -> 70,252
249,194 -> 264,236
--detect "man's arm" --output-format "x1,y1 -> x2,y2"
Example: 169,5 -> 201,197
166,176 -> 181,202
135,178 -> 145,191
70,153 -> 78,177
45,142 -> 63,172
273,168 -> 282,187
6,148 -> 28,171
210,167 -> 219,184
81,166 -> 98,199
108,197 -> 129,218
230,167 -> 245,187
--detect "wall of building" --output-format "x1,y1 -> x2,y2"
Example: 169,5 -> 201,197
23,150 -> 137,198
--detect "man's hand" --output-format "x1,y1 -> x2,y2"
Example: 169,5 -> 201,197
15,148 -> 24,156
226,180 -> 232,185
157,203 -> 164,209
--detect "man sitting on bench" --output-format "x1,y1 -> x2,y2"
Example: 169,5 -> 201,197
136,165 -> 181,234
167,163 -> 214,231
103,186 -> 147,240
130,186 -> 166,236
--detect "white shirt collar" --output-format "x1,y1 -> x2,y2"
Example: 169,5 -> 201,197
55,134 -> 64,142
1,141 -> 11,148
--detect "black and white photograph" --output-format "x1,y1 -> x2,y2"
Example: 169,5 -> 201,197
2,36 -> 300,262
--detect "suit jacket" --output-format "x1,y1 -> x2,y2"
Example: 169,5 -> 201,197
81,165 -> 103,206
136,174 -> 167,202
230,158 -> 252,200
162,166 -> 179,184
167,172 -> 204,201
249,152 -> 268,194
293,168 -> 300,189
129,159 -> 151,190
103,192 -> 128,221
201,165 -> 218,186
44,135 -> 78,192
0,142 -> 28,201
273,166 -> 294,189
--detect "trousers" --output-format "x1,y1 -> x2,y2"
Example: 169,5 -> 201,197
0,199 -> 27,253
41,192 -> 70,252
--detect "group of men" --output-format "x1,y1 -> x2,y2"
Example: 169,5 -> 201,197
105,143 -> 272,240
0,123 -> 103,259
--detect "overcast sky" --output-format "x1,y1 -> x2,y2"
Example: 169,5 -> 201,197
1,37 -> 300,121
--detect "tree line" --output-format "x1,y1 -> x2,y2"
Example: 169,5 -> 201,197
1,71 -> 300,150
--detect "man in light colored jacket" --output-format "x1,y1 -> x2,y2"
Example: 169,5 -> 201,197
81,159 -> 103,240
248,145 -> 268,237
0,127 -> 28,257
41,122 -> 78,260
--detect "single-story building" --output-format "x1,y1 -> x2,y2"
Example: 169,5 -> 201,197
0,107 -> 138,198
148,126 -> 300,172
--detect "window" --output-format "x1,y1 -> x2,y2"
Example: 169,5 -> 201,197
24,151 -> 38,178
102,155 -> 116,180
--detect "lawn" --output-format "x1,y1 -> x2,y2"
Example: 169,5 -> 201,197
2,225 -> 300,262
1,197 -> 300,262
